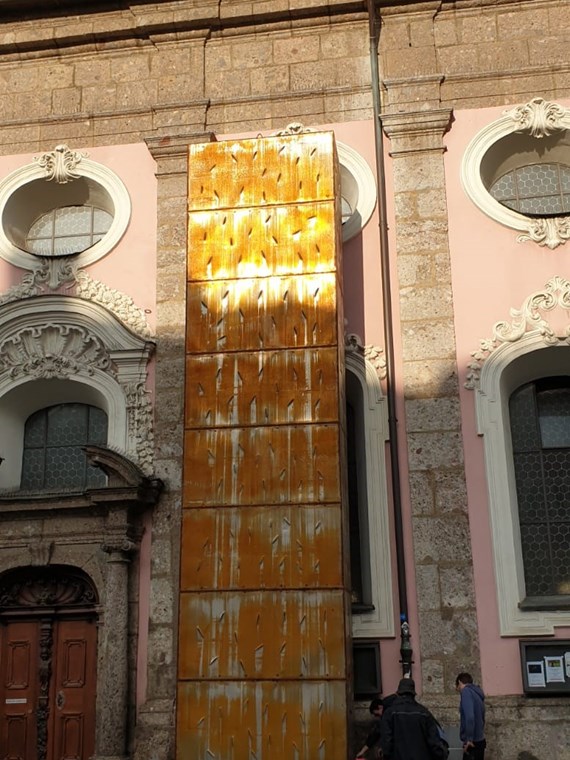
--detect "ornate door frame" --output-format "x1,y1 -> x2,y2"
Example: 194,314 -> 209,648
0,566 -> 98,760
0,446 -> 163,760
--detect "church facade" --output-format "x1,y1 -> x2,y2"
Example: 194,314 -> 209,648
0,2 -> 569,759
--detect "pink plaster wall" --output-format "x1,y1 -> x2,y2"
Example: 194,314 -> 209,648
0,142 -> 157,706
444,103 -> 570,696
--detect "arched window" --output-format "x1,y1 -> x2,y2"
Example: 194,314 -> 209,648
509,377 -> 570,604
21,403 -> 108,491
343,347 -> 394,638
346,372 -> 372,610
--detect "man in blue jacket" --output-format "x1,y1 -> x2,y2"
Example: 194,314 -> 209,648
455,672 -> 486,759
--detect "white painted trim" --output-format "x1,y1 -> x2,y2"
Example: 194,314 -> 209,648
476,334 -> 570,635
337,142 -> 377,243
0,295 -> 153,489
0,151 -> 131,269
346,350 -> 395,638
460,98 -> 570,249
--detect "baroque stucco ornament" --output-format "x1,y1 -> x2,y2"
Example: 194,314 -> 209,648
273,122 -> 315,136
0,260 -> 152,339
465,276 -> 570,389
461,98 -> 570,250
0,323 -> 112,379
507,97 -> 567,138
345,333 -> 387,380
0,297 -> 155,476
34,144 -> 86,183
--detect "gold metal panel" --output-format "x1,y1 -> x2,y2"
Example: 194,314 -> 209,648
185,349 -> 339,428
183,425 -> 340,507
188,203 -> 337,281
179,131 -> 348,759
188,133 -> 337,211
180,506 -> 343,590
178,589 -> 346,679
177,680 -> 347,760
186,274 -> 338,353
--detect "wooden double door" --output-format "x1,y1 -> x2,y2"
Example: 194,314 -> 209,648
0,615 -> 97,760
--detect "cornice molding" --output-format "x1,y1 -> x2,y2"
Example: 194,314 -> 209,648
381,108 -> 453,156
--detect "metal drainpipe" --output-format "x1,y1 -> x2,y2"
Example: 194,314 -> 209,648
365,0 -> 413,679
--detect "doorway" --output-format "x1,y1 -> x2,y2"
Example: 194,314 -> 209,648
0,566 -> 98,760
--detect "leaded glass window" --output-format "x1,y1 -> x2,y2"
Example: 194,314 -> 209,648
490,163 -> 570,217
21,403 -> 108,491
25,205 -> 113,256
509,378 -> 570,601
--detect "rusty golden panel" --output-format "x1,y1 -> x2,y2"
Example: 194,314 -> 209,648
185,349 -> 339,428
180,506 -> 343,591
188,132 -> 337,211
186,274 -> 338,354
177,680 -> 347,760
183,425 -> 340,507
178,589 -> 346,679
188,203 -> 337,282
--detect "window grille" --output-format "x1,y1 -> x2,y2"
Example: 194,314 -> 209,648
490,163 -> 570,217
21,403 -> 108,491
510,378 -> 570,601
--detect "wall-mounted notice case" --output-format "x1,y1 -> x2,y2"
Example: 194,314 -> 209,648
520,640 -> 570,696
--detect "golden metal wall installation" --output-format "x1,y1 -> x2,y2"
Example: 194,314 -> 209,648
179,131 -> 350,759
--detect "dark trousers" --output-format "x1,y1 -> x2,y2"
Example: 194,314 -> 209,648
463,739 -> 486,760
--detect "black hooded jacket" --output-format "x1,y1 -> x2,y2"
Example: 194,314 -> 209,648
380,694 -> 447,760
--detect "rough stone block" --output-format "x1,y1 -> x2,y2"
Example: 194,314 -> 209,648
415,564 -> 441,611
418,607 -> 479,661
397,253 -> 435,288
459,13 -> 497,43
403,358 -> 459,398
231,38 -> 273,69
273,34 -> 320,64
405,397 -> 461,432
408,470 -> 435,516
496,7 -> 550,40
401,320 -> 457,362
412,515 -> 471,564
408,431 -> 464,470
399,285 -> 454,321
422,658 -> 445,694
436,44 -> 479,76
250,64 -> 291,95
440,566 -> 476,609
52,87 -> 82,115
150,577 -> 175,625
434,469 -> 469,515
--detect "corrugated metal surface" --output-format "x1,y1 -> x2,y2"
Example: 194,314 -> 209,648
179,131 -> 349,759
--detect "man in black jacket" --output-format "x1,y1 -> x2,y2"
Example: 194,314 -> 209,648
380,678 -> 448,760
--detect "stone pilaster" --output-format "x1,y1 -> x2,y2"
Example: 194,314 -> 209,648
95,539 -> 134,760
382,106 -> 481,694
